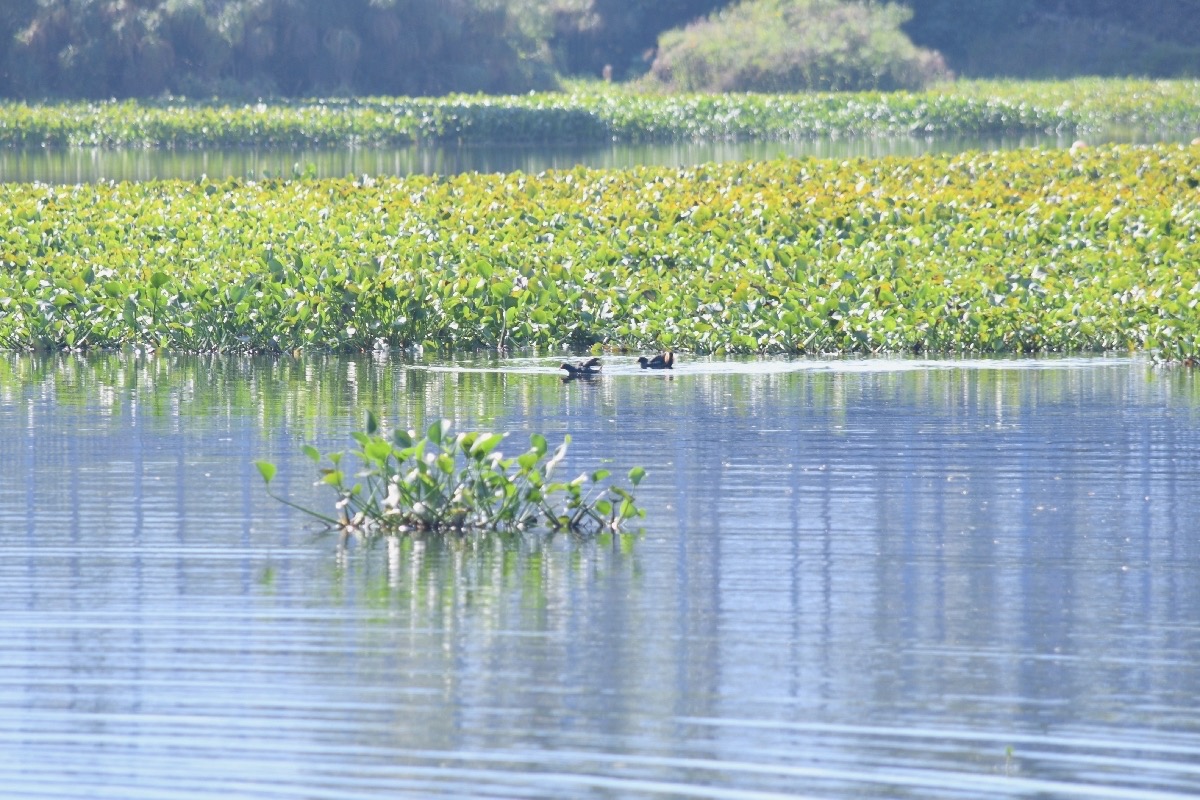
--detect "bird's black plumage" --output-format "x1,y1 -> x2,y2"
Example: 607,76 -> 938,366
560,357 -> 602,379
637,351 -> 675,369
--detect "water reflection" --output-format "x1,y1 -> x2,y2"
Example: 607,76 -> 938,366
2,127 -> 1194,184
2,352 -> 1200,798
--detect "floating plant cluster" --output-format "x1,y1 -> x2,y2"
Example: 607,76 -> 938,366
2,143 -> 1197,362
256,414 -> 646,536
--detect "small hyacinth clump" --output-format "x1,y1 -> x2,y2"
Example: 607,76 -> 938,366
256,413 -> 645,536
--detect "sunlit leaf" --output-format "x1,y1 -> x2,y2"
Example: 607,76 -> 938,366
254,460 -> 276,484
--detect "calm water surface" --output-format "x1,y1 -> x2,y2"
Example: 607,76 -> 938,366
1,127 -> 1193,184
2,352 -> 1199,798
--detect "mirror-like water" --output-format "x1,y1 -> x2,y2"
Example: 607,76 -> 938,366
2,127 -> 1193,184
2,352 -> 1199,798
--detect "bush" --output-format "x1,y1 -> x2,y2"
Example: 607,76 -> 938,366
644,0 -> 952,93
0,0 -> 560,100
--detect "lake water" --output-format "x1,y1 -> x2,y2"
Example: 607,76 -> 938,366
1,126 -> 1193,184
3,352 -> 1200,798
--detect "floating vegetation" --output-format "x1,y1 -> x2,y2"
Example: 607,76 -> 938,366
255,414 -> 646,536
0,79 -> 1198,148
1,143 -> 1198,362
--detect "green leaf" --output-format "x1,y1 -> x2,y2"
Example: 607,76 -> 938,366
365,439 -> 392,463
427,418 -> 450,445
254,460 -> 277,484
628,466 -> 646,486
470,432 -> 505,458
366,410 -> 378,435
619,498 -> 638,519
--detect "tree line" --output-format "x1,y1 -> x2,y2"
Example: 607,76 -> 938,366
903,0 -> 1200,79
0,0 -> 1196,100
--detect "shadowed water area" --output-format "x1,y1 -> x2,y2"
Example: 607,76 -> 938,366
2,352 -> 1199,798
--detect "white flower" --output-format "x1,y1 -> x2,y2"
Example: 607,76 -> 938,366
382,482 -> 401,514
545,443 -> 567,478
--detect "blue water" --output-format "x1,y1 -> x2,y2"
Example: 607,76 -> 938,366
2,352 -> 1199,798
1,126 -> 1193,184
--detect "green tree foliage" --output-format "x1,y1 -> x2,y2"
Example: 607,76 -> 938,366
5,0 -> 177,97
1,0 -> 558,99
645,0 -> 951,93
903,0 -> 1200,78
0,0 -> 38,89
548,0 -> 730,80
898,0 -> 1027,66
3,0 -> 1197,98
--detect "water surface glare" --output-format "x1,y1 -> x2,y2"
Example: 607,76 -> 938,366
2,353 -> 1199,799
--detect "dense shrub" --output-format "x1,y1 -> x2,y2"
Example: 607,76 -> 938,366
1,0 -> 559,100
645,0 -> 952,93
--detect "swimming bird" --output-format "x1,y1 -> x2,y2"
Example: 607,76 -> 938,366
560,357 -> 602,379
637,351 -> 675,370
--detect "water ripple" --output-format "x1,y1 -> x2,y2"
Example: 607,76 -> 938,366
4,354 -> 1200,798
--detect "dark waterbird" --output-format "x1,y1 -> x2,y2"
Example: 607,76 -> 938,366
638,351 -> 675,369
560,357 -> 602,379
